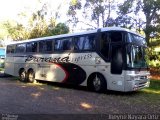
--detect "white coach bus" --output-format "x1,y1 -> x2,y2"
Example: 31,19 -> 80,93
5,27 -> 150,92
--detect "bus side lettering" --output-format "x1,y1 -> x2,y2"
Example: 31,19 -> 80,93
25,55 -> 70,63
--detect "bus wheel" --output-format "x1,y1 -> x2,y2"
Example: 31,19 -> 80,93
88,73 -> 106,92
27,70 -> 35,83
19,69 -> 27,82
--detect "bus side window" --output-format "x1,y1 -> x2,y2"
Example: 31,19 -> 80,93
54,38 -> 72,51
26,42 -> 37,53
7,45 -> 15,54
74,36 -> 85,50
39,41 -> 45,52
11,45 -> 15,53
62,38 -> 72,50
84,34 -> 95,50
46,40 -> 52,52
39,41 -> 52,52
15,44 -> 26,53
100,32 -> 110,59
74,34 -> 95,51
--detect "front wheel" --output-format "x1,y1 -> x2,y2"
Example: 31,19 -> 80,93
88,74 -> 107,92
27,70 -> 35,83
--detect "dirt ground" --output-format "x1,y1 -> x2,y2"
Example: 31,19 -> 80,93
0,76 -> 159,120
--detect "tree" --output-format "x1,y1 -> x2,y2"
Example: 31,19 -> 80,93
0,1 -> 69,41
28,3 -> 69,39
1,20 -> 29,40
68,0 -> 116,30
116,0 -> 160,46
50,23 -> 69,35
28,9 -> 49,38
0,22 -> 9,39
141,0 -> 160,46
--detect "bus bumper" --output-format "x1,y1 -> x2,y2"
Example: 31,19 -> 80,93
125,76 -> 150,92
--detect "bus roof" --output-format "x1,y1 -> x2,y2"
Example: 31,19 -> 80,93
6,27 -> 144,45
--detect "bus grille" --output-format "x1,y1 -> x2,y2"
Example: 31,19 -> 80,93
140,76 -> 147,79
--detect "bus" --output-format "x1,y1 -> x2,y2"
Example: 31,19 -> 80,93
0,47 -> 5,68
5,27 -> 150,92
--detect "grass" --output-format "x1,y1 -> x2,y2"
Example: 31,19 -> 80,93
136,79 -> 160,103
0,67 -> 4,71
148,79 -> 160,90
141,79 -> 160,94
117,79 -> 160,107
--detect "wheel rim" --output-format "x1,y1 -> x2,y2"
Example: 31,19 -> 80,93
28,71 -> 35,82
29,74 -> 33,81
20,72 -> 25,81
93,75 -> 101,91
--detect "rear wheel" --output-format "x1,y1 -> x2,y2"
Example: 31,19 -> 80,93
88,73 -> 107,92
19,69 -> 27,82
27,70 -> 35,83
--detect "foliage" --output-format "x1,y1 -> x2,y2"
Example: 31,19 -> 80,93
114,0 -> 160,66
0,1 -> 69,41
0,59 -> 4,68
145,47 -> 160,69
0,20 -> 29,40
68,0 -> 116,29
68,0 -> 160,47
50,23 -> 69,36
116,0 -> 160,46
23,2 -> 70,39
0,23 -> 9,39
28,12 -> 69,39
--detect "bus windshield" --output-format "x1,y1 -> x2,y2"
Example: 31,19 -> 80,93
127,45 -> 147,68
126,33 -> 148,69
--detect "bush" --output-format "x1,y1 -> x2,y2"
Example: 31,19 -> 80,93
0,59 -> 4,68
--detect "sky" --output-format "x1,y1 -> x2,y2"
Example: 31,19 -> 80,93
0,0 -> 37,20
0,0 -> 67,22
0,0 -> 146,32
0,0 -> 68,42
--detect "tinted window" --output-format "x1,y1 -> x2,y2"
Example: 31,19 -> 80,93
39,40 -> 52,52
15,44 -> 26,53
54,38 -> 72,51
100,32 -> 110,59
111,45 -> 123,74
74,34 -> 95,50
127,33 -> 146,46
110,32 -> 122,42
7,45 -> 15,54
26,42 -> 37,52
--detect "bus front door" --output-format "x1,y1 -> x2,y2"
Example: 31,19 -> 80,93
110,45 -> 124,91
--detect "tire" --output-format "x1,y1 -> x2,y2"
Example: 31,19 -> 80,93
27,70 -> 35,83
88,73 -> 107,92
19,69 -> 27,82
